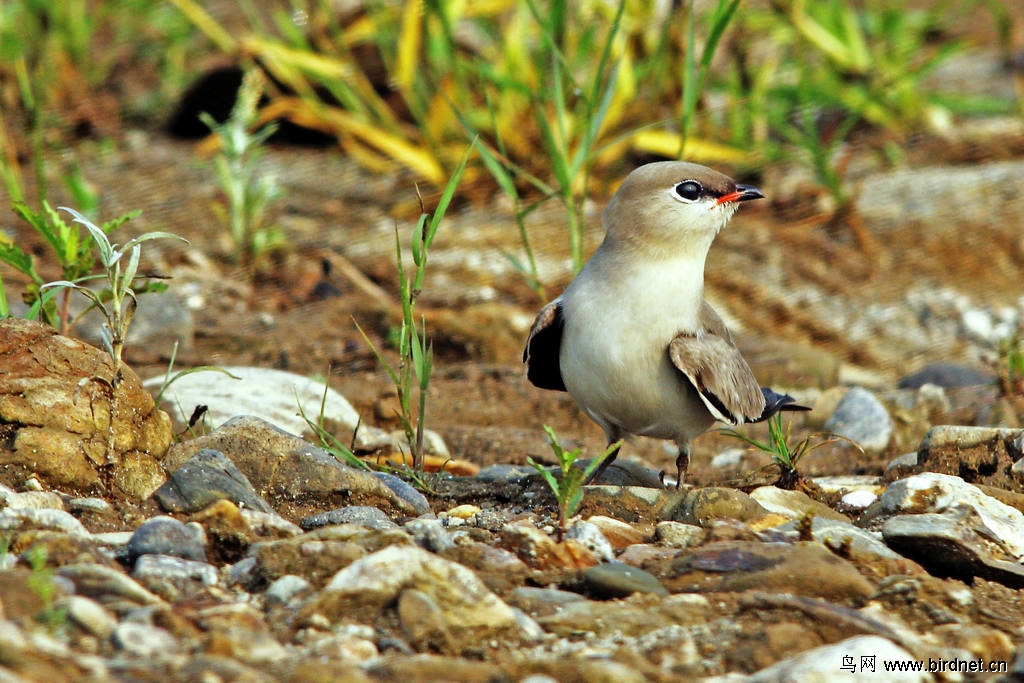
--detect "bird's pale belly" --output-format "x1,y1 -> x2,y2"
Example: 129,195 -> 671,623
559,332 -> 715,442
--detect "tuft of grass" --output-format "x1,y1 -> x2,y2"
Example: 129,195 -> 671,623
720,413 -> 859,490
354,140 -> 475,475
24,546 -> 67,636
297,379 -> 371,472
200,69 -> 285,268
995,328 -> 1024,398
527,425 -> 621,542
41,208 -> 187,372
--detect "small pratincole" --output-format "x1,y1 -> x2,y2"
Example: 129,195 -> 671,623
524,161 -> 809,486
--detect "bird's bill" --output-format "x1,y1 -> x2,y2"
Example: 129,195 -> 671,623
715,184 -> 765,205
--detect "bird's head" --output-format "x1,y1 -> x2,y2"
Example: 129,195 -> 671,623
602,161 -> 763,256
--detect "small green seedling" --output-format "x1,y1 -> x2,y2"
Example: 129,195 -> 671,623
996,329 -> 1024,397
353,140 -> 475,475
200,69 -> 284,267
297,380 -> 371,472
41,207 -> 187,372
528,425 -> 621,541
721,413 -> 858,490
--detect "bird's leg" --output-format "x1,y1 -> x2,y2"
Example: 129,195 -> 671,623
674,444 -> 691,489
583,440 -> 621,485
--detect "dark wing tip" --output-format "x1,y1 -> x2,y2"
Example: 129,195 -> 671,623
753,387 -> 812,422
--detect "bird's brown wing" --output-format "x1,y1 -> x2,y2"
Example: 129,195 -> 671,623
668,303 -> 765,424
524,299 -> 567,391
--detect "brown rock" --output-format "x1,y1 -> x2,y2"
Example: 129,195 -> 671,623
917,425 -> 1023,490
585,514 -> 650,548
0,319 -> 172,499
668,487 -> 771,526
664,541 -> 875,601
499,521 -> 598,570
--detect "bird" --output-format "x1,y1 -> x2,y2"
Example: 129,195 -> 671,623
523,161 -> 809,487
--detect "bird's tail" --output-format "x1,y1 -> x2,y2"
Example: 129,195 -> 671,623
753,387 -> 812,423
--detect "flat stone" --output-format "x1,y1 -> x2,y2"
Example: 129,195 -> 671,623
749,486 -> 850,522
161,416 -> 426,516
876,472 -> 1024,559
0,508 -> 89,537
654,521 -> 705,549
127,516 -> 207,564
665,541 -> 875,601
581,562 -> 668,598
882,508 -> 1024,588
301,505 -> 398,531
716,635 -> 927,682
144,364 -> 447,456
666,487 -> 771,526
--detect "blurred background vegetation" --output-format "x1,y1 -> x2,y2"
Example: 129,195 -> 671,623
0,0 -> 1020,276
3,1 -> 1017,174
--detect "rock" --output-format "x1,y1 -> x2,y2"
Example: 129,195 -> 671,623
133,554 -> 220,595
584,515 -> 649,549
152,448 -> 274,514
0,508 -> 89,537
162,416 -> 426,516
875,472 -> 1024,559
301,505 -> 398,531
194,603 -> 288,665
665,541 -> 875,601
749,486 -> 850,522
0,318 -> 172,499
856,160 -> 1024,241
57,563 -> 164,608
882,508 -> 1024,588
127,516 -> 207,564
112,622 -> 182,660
718,635 -> 927,682
771,517 -> 914,569
369,471 -> 431,516
898,362 -> 993,389
916,425 -> 1024,489
823,386 -> 893,453
566,520 -> 615,562
0,488 -> 64,510
581,562 -> 668,598
264,574 -> 312,607
508,586 -> 588,617
883,452 -> 920,480
654,521 -> 705,549
397,588 -> 453,651
667,487 -> 771,526
499,522 -> 599,570
405,518 -> 457,552
58,595 -> 117,639
144,364 -> 447,456
577,485 -> 685,523
298,545 -> 534,653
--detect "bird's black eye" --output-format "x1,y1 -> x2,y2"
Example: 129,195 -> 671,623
673,180 -> 702,202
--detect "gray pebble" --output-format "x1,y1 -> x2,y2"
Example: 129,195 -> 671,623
128,516 -> 207,565
582,562 -> 668,598
300,505 -> 397,531
133,554 -> 219,587
823,386 -> 893,452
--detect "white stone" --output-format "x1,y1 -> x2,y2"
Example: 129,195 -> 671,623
879,472 -> 1024,559
145,365 -> 447,455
